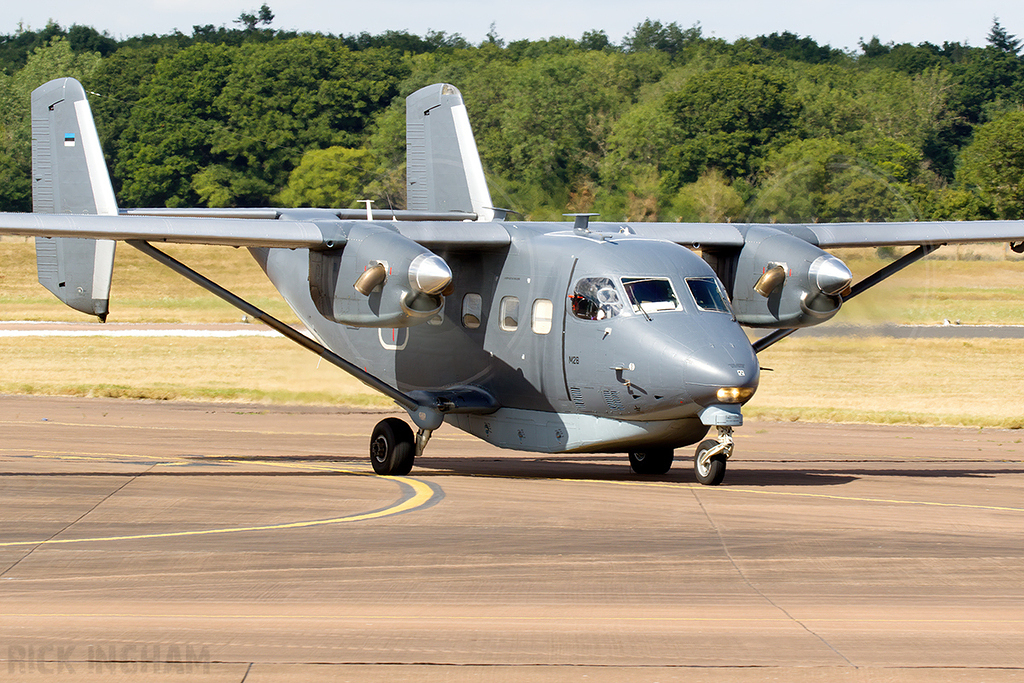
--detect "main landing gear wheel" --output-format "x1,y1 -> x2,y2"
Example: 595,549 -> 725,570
628,448 -> 674,475
370,417 -> 415,476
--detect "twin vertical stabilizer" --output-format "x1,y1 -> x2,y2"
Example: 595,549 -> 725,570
406,84 -> 494,222
31,78 -> 117,320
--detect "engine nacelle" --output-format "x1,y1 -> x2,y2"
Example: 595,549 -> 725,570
309,224 -> 452,327
727,226 -> 852,328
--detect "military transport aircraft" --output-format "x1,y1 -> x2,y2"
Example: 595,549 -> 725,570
1,78 -> 1023,485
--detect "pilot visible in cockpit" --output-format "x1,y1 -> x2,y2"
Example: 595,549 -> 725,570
570,277 -> 623,321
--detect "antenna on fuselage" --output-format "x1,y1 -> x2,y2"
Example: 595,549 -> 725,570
565,213 -> 599,235
490,207 -> 522,221
359,200 -> 374,220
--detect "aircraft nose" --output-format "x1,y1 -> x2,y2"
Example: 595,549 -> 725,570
684,341 -> 759,408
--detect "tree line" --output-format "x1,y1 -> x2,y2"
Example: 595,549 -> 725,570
2,14 -> 1024,223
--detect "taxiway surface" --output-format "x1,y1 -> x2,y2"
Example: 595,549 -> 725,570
1,395 -> 1022,682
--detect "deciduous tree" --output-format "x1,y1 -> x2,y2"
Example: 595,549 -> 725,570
957,111 -> 1024,219
276,146 -> 379,208
661,65 -> 799,186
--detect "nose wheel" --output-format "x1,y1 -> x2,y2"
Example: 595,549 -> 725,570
694,426 -> 733,485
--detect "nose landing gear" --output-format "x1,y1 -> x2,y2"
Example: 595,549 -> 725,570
694,426 -> 733,486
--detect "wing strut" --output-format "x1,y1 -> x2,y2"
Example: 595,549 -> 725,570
127,240 -> 422,413
752,244 -> 942,353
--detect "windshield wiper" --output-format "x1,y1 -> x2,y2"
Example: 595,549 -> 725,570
635,300 -> 652,322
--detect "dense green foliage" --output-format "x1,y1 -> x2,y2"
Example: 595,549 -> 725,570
2,16 -> 1024,223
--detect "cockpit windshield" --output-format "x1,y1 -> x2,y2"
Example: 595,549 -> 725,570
571,277 -> 624,320
622,277 -> 681,315
572,275 -> 728,320
687,277 -> 731,313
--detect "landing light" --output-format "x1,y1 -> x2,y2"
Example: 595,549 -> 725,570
716,387 -> 755,404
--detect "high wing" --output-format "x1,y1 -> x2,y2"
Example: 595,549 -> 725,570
6,211 -> 1022,254
741,220 -> 1024,248
0,211 -> 513,250
620,220 -> 1024,249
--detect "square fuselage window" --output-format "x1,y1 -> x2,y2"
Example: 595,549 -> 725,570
500,296 -> 520,331
462,293 -> 482,328
531,298 -> 553,334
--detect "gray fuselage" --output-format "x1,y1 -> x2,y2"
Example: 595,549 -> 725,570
255,221 -> 760,454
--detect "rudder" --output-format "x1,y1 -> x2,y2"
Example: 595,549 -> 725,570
32,77 -> 116,321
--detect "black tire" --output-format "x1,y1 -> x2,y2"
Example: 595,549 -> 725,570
694,439 -> 726,485
369,418 -> 415,476
628,448 -> 674,475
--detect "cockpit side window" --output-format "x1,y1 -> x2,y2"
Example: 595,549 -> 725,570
687,277 -> 731,313
570,277 -> 623,321
622,277 -> 681,315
